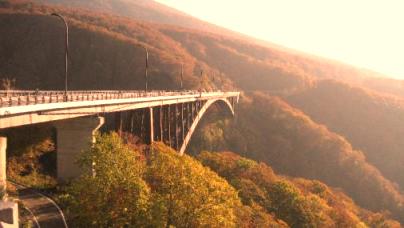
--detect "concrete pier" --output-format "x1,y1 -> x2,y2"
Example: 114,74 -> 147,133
0,137 -> 18,228
0,137 -> 6,192
55,116 -> 105,182
149,107 -> 154,143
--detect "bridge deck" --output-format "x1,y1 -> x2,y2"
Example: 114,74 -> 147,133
0,90 -> 207,107
0,90 -> 240,129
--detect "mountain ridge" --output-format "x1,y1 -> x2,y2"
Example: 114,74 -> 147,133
33,0 -> 403,84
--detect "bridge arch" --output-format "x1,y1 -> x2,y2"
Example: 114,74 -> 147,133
179,98 -> 235,155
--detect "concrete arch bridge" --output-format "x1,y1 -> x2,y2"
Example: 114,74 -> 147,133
0,90 -> 239,182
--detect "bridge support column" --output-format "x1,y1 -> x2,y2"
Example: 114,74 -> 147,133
168,105 -> 172,147
175,104 -> 179,150
115,112 -> 123,135
0,137 -> 19,228
55,116 -> 105,182
130,111 -> 135,133
181,103 -> 184,145
0,137 -> 6,192
149,107 -> 154,144
159,106 -> 163,142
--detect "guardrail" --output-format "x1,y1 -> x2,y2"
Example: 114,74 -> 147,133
0,90 -> 234,107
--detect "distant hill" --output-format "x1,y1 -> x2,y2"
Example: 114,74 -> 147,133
287,80 -> 404,190
32,0 -> 404,97
5,0 -> 404,95
33,0 -> 248,39
0,5 -> 224,90
0,1 -> 309,93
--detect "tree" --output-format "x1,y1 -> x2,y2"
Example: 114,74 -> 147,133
0,78 -> 16,90
63,136 -> 244,227
268,181 -> 331,228
64,133 -> 151,227
146,143 -> 241,227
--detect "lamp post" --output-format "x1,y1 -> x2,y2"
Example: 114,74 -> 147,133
135,45 -> 149,141
51,13 -> 69,101
200,69 -> 203,91
136,45 -> 149,91
180,63 -> 184,90
144,47 -> 149,91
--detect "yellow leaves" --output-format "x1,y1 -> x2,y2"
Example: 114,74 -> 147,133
146,143 -> 241,227
64,135 -> 242,227
198,151 -> 401,227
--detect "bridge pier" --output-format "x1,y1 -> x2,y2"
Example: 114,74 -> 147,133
0,137 -> 6,191
167,105 -> 172,147
115,112 -> 123,135
181,103 -> 185,142
55,116 -> 105,182
149,107 -> 154,144
175,104 -> 179,150
159,106 -> 163,141
0,137 -> 19,228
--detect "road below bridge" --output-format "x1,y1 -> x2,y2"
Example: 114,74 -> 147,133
10,181 -> 68,228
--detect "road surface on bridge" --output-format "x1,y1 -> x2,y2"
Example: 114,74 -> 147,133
0,90 -> 240,129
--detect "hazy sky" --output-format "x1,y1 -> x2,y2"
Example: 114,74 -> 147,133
155,0 -> 404,79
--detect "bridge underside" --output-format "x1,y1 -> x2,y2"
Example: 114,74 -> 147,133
110,98 -> 236,153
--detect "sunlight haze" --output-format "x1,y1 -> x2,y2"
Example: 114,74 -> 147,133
156,0 -> 404,79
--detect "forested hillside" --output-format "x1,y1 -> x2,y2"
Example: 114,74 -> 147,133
60,133 -> 401,227
0,5 -> 213,90
34,0 -> 249,40
198,151 -> 400,227
190,93 -> 404,222
287,80 -> 404,189
2,0 -> 404,224
32,0 -> 404,97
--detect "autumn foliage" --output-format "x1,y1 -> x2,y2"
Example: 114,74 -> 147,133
287,80 -> 404,190
61,133 -> 283,227
198,151 -> 401,227
191,92 -> 404,222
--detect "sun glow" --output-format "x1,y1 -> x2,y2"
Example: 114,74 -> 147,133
155,0 -> 404,79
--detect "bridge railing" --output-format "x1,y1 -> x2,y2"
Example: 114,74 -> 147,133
0,90 -> 235,107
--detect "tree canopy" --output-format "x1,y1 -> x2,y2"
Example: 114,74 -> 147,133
198,151 -> 400,227
62,133 -> 243,227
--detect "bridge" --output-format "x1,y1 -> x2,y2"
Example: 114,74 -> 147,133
0,90 -> 239,182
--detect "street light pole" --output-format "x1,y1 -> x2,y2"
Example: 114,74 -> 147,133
136,45 -> 149,141
145,47 -> 149,91
200,69 -> 203,91
51,13 -> 69,101
180,63 -> 183,90
140,46 -> 149,92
